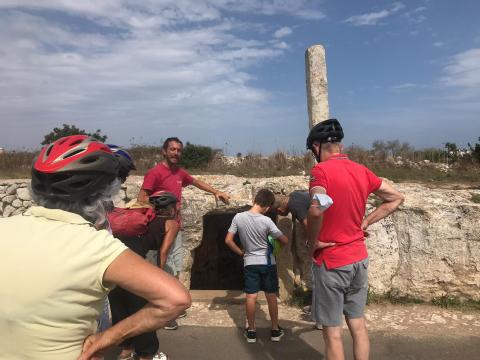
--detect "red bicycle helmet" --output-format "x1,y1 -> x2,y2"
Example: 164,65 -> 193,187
31,135 -> 119,200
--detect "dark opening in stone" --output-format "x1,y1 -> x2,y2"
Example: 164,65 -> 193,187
190,206 -> 278,290
190,206 -> 250,290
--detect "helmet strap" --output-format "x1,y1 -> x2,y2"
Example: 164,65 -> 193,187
311,142 -> 322,163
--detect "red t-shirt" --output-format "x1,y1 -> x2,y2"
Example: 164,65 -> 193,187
309,154 -> 382,269
141,162 -> 194,208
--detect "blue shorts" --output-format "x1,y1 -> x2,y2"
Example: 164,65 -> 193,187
244,265 -> 279,294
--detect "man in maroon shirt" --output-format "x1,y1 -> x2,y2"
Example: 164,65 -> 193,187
306,119 -> 404,360
137,137 -> 229,329
138,136 -> 230,264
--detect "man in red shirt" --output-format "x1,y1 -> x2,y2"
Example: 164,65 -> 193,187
306,119 -> 404,360
137,137 -> 229,329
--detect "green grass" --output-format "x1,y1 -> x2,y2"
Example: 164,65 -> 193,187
431,295 -> 480,311
367,289 -> 425,306
366,289 -> 480,311
471,193 -> 480,204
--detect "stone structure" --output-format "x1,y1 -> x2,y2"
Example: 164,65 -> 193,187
305,44 -> 329,128
1,176 -> 480,301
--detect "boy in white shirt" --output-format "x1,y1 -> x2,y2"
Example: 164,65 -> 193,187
225,189 -> 289,343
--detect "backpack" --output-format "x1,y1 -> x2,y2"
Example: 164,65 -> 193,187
107,206 -> 156,238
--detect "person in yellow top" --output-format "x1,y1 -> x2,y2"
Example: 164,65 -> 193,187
0,135 -> 191,360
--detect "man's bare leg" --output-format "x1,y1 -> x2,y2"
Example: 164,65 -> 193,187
245,293 -> 258,330
346,317 -> 369,360
323,325 -> 345,360
264,292 -> 279,329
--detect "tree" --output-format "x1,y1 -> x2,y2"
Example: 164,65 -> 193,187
180,142 -> 221,169
41,124 -> 108,145
468,137 -> 480,163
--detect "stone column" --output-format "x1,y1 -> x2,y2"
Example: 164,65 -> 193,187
305,45 -> 329,129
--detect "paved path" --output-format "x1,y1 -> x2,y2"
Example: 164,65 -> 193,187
106,300 -> 480,360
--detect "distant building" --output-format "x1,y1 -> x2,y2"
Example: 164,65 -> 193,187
0,147 -> 4,155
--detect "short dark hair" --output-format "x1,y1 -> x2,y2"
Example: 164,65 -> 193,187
163,137 -> 183,150
254,189 -> 275,208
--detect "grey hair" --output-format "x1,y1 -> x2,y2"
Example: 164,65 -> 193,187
320,142 -> 342,153
30,179 -> 121,227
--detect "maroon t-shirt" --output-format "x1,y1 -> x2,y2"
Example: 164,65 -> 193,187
141,163 -> 194,221
309,154 -> 382,269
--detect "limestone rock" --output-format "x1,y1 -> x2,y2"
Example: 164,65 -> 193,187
16,187 -> 31,201
125,181 -> 141,201
2,195 -> 16,204
12,199 -> 23,208
12,208 -> 24,216
0,176 -> 479,301
5,184 -> 18,196
3,205 -> 15,217
305,45 -> 329,127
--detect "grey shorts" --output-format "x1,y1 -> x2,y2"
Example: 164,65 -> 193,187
312,258 -> 369,327
165,231 -> 184,277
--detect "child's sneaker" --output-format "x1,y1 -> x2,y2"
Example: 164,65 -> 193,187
244,328 -> 257,343
152,352 -> 169,360
178,311 -> 187,318
164,320 -> 178,330
270,326 -> 284,342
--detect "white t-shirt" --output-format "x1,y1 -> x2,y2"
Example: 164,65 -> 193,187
228,211 -> 283,266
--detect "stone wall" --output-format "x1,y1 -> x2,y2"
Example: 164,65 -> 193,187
2,176 -> 480,301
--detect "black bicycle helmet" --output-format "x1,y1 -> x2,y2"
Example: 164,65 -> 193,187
306,118 -> 344,150
31,135 -> 119,201
107,144 -> 136,183
149,191 -> 178,210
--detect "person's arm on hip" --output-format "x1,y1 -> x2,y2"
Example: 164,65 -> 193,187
225,232 -> 244,256
78,250 -> 191,360
307,186 -> 335,251
362,180 -> 405,232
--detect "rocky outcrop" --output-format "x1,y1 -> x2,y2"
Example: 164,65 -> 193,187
1,176 -> 479,301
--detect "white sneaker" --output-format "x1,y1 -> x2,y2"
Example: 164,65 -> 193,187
178,311 -> 187,318
152,352 -> 168,360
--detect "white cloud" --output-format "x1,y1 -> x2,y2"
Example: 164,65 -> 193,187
440,48 -> 480,90
402,6 -> 427,24
0,1 -> 326,150
433,41 -> 444,47
344,2 -> 405,26
273,41 -> 289,49
274,26 -> 292,38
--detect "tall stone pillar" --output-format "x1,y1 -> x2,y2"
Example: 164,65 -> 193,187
305,45 -> 329,129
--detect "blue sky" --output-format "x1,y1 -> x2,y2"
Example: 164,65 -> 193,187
0,0 -> 479,154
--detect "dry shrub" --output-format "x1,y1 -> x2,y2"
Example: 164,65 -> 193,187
0,151 -> 36,179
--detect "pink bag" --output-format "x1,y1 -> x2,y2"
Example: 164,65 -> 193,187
107,207 -> 156,237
